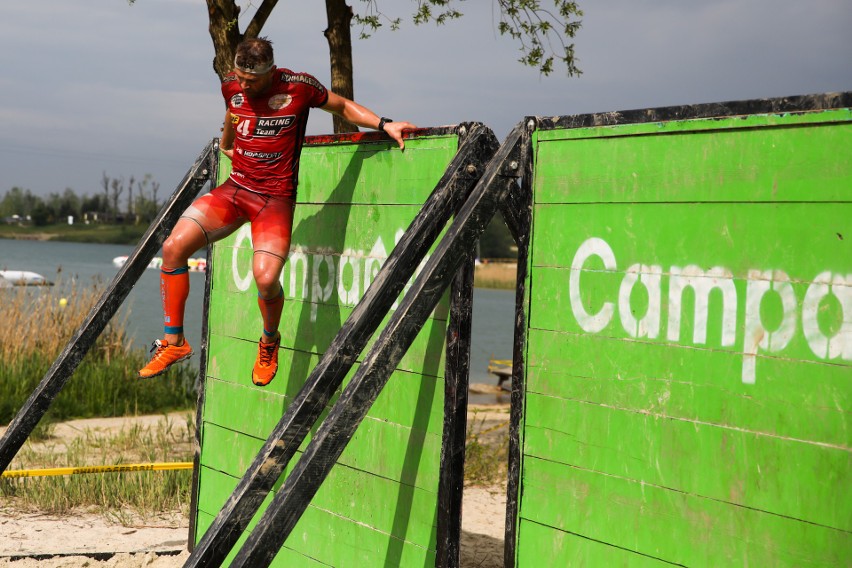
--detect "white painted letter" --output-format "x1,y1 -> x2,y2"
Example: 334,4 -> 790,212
311,254 -> 336,322
287,250 -> 309,300
337,250 -> 361,306
742,270 -> 797,384
363,237 -> 387,294
802,272 -> 852,360
667,266 -> 737,347
619,263 -> 662,339
231,225 -> 253,292
570,238 -> 616,333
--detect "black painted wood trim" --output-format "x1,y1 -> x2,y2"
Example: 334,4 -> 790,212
532,91 -> 852,132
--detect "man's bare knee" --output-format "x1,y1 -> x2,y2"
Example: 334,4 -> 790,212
254,273 -> 282,298
163,222 -> 206,266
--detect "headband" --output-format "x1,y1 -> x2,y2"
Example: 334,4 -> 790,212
233,56 -> 275,75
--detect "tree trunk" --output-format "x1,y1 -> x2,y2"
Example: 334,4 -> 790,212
206,0 -> 243,80
206,0 -> 279,80
324,0 -> 358,133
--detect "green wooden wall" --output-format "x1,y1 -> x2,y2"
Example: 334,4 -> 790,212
518,109 -> 851,565
193,132 -> 460,566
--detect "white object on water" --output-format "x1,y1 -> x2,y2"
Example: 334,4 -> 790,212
112,256 -> 206,272
113,255 -> 163,270
0,270 -> 53,286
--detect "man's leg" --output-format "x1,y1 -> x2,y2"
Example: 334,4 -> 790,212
248,195 -> 295,386
160,220 -> 209,344
139,185 -> 244,378
257,262 -> 285,341
138,219 -> 206,378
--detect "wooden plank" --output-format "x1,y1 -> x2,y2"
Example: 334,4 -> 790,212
516,519 -> 674,567
299,135 -> 459,205
207,300 -> 449,369
437,256 -> 475,567
523,392 -> 851,530
530,261 -> 852,366
195,511 -> 332,567
198,505 -> 433,568
535,106 -> 852,144
532,112 -> 852,204
197,467 -> 438,566
526,329 -> 850,446
198,427 -> 440,540
201,380 -> 444,489
204,336 -> 446,435
530,202 -> 850,272
520,456 -> 851,567
198,428 -> 439,547
527,200 -> 851,388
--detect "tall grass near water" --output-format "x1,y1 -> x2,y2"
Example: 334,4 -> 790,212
474,261 -> 517,290
0,278 -> 197,427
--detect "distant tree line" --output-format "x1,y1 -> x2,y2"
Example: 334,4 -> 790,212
480,214 -> 518,260
0,172 -> 161,226
1,174 -> 518,258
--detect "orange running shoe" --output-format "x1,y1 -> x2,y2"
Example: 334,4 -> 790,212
252,333 -> 280,386
138,339 -> 193,379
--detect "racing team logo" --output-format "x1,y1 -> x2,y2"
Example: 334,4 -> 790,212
230,93 -> 245,108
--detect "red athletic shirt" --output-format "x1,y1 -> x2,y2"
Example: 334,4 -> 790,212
222,67 -> 329,196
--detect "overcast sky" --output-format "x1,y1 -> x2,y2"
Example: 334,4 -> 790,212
1,0 -> 850,198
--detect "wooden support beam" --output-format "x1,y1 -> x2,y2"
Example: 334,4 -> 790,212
187,150 -> 219,552
503,120 -> 535,568
436,242 -> 476,567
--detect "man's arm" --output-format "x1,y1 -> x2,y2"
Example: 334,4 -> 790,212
220,110 -> 235,159
321,92 -> 416,150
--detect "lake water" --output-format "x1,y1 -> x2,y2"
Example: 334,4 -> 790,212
0,239 -> 515,401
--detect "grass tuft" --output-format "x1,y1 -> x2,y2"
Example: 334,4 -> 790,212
1,415 -> 194,519
464,410 -> 509,485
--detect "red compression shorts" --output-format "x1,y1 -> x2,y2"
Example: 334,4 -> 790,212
181,178 -> 295,260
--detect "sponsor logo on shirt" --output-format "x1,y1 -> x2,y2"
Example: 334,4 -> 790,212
230,93 -> 245,108
280,72 -> 325,93
253,116 -> 296,136
239,149 -> 283,161
268,94 -> 292,110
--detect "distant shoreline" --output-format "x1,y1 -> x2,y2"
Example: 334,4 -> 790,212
0,223 -> 146,245
0,233 -> 54,240
474,261 -> 517,290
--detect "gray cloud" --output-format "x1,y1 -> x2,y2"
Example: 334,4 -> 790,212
1,0 -> 849,197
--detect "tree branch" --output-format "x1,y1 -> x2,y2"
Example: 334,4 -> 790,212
244,0 -> 280,39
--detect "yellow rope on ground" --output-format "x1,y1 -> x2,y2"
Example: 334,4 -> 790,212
1,462 -> 193,479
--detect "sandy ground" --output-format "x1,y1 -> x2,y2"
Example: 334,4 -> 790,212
1,402 -> 509,567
